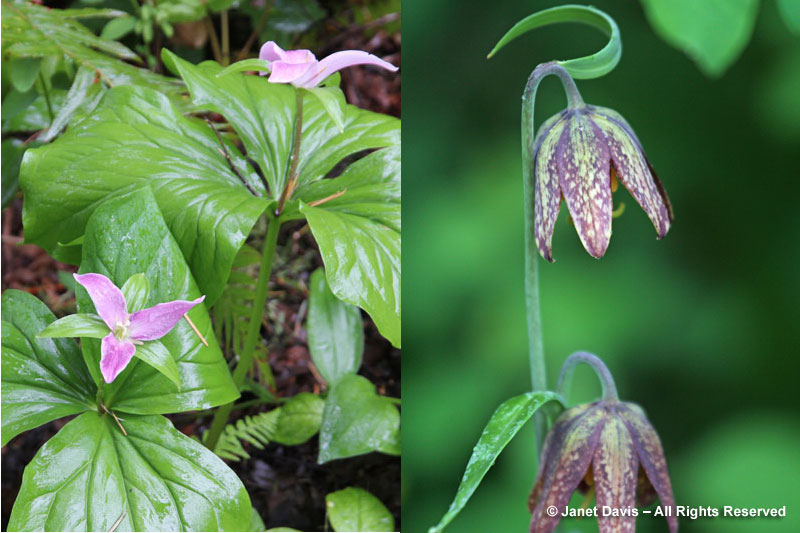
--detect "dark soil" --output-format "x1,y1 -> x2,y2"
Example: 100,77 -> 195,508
1,4 -> 400,530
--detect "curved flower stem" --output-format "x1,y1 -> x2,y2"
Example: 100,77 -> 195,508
204,215 -> 282,450
557,352 -> 619,402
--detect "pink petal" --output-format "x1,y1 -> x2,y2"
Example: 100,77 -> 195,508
73,273 -> 128,330
129,296 -> 205,341
295,50 -> 398,88
100,333 -> 136,383
259,41 -> 286,62
269,61 -> 317,84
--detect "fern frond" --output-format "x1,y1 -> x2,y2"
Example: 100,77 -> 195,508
212,410 -> 280,461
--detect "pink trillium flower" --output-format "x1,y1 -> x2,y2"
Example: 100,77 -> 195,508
259,41 -> 398,88
73,273 -> 205,383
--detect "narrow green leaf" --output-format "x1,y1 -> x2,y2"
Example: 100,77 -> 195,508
318,374 -> 400,463
1,291 -> 96,446
8,412 -> 251,531
100,15 -> 136,40
37,313 -> 109,339
304,86 -> 346,132
326,487 -> 394,532
9,57 -> 41,92
641,0 -> 759,77
428,391 -> 561,533
42,66 -> 103,142
78,186 -> 238,414
134,340 -> 181,389
307,268 -> 364,384
216,58 -> 272,77
487,4 -> 621,80
272,392 -> 325,445
121,273 -> 151,313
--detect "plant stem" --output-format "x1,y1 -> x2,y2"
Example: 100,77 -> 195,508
38,72 -> 54,125
221,9 -> 230,66
204,16 -> 223,64
557,352 -> 619,402
204,215 -> 282,450
275,90 -> 303,215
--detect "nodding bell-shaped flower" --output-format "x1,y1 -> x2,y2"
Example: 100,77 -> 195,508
259,41 -> 398,88
73,273 -> 204,383
531,63 -> 673,261
530,353 -> 677,533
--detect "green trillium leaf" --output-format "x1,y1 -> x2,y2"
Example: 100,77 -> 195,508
37,313 -> 109,339
326,487 -> 395,532
78,186 -> 238,414
1,291 -> 97,446
429,391 -> 561,533
300,147 -> 401,347
272,392 -> 325,445
307,268 -> 364,385
216,58 -> 272,77
318,374 -> 400,464
8,412 -> 251,531
121,273 -> 151,313
20,84 -> 268,306
134,340 -> 181,390
304,86 -> 347,133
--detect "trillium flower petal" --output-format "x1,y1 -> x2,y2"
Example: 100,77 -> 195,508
617,404 -> 678,533
100,333 -> 136,383
533,114 -> 568,261
129,296 -> 205,341
268,61 -> 316,84
593,110 -> 672,239
73,273 -> 128,330
259,41 -> 286,62
530,405 -> 607,533
556,114 -> 613,259
296,50 -> 398,88
593,414 -> 638,533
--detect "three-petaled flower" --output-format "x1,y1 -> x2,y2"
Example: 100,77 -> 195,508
533,103 -> 673,261
73,273 -> 204,383
259,40 -> 398,88
529,399 -> 677,533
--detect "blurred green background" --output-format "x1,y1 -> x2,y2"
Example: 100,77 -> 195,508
402,1 -> 800,532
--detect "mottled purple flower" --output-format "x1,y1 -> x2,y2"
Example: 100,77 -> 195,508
533,105 -> 673,260
73,273 -> 204,383
529,400 -> 677,533
258,41 -> 398,88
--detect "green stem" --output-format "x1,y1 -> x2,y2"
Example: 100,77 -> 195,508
204,216 -> 282,450
275,90 -> 304,215
205,16 -> 223,64
38,72 -> 54,125
221,9 -> 230,66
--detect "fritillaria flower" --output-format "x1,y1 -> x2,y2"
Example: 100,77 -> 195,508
529,398 -> 677,533
258,40 -> 398,88
73,273 -> 204,383
532,68 -> 673,260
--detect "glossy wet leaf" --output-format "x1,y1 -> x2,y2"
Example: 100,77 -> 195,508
1,291 -> 96,446
134,340 -> 181,390
78,187 -> 239,414
318,374 -> 400,464
326,487 -> 395,532
37,313 -> 109,339
7,412 -> 250,531
272,392 -> 325,445
20,85 -> 268,305
307,268 -> 364,384
121,273 -> 151,313
300,147 -> 401,347
163,50 -> 399,201
641,0 -> 759,77
305,86 -> 346,132
429,391 -> 560,533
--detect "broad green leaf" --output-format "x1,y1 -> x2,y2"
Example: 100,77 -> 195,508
318,374 -> 400,464
250,507 -> 267,532
134,340 -> 181,389
428,391 -> 560,533
37,313 -> 109,339
300,147 -> 401,347
21,85 -> 268,305
121,272 -> 151,313
304,86 -> 346,132
100,14 -> 136,40
1,2 -> 184,101
272,392 -> 325,445
326,487 -> 394,532
9,56 -> 40,92
1,291 -> 96,446
307,268 -> 364,384
8,412 -> 251,531
163,50 -> 399,201
778,0 -> 800,34
78,186 -> 239,414
641,0 -> 759,77
41,66 -> 103,142
1,138 -> 28,208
